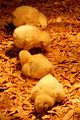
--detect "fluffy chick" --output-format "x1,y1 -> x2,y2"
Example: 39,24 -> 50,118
13,25 -> 51,50
31,74 -> 65,113
19,50 -> 53,79
12,5 -> 47,29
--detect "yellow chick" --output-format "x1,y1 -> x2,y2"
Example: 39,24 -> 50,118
13,24 -> 51,50
19,50 -> 53,79
31,74 -> 65,113
12,5 -> 47,29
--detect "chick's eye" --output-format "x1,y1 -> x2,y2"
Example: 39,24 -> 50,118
39,25 -> 42,27
38,23 -> 42,28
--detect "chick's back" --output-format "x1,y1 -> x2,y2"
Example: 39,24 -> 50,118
12,5 -> 48,29
13,25 -> 41,49
31,74 -> 65,102
12,6 -> 40,27
22,54 -> 53,79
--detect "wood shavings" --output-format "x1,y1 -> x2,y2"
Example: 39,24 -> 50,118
0,0 -> 80,119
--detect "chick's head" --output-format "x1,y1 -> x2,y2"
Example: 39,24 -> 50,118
35,94 -> 55,113
55,83 -> 65,103
39,31 -> 52,48
38,12 -> 48,29
19,50 -> 32,65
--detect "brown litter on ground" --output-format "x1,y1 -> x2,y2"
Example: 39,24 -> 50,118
0,0 -> 80,119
